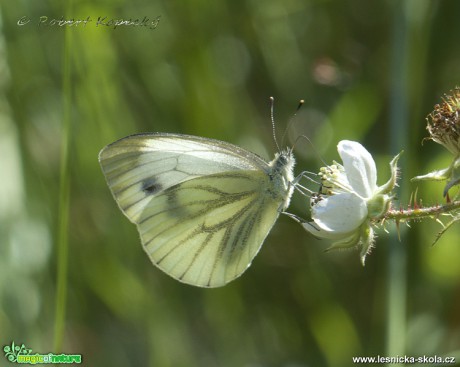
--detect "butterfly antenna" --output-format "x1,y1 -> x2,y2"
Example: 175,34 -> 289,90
281,99 -> 304,152
270,97 -> 281,152
292,134 -> 328,167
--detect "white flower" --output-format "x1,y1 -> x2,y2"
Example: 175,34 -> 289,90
304,140 -> 401,265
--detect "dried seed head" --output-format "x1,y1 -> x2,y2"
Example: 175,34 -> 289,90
427,87 -> 460,155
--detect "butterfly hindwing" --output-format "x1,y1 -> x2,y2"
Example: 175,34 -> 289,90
136,171 -> 282,287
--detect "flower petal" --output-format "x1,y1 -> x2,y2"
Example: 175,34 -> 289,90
338,140 -> 377,198
303,222 -> 355,240
311,192 -> 368,234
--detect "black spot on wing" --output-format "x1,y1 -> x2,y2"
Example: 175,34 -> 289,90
142,178 -> 162,195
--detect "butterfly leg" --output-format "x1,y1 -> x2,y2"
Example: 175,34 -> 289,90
290,170 -> 320,197
282,211 -> 317,231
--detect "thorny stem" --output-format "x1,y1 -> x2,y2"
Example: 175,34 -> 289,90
384,200 -> 460,221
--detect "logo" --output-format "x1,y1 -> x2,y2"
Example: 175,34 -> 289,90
3,342 -> 82,364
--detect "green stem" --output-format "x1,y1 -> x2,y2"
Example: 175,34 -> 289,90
53,3 -> 73,352
385,200 -> 460,221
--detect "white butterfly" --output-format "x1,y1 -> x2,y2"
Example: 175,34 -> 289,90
99,133 -> 297,287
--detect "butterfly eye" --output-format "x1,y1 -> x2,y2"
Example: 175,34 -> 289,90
278,156 -> 288,166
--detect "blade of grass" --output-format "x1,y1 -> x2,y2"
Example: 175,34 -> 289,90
386,0 -> 432,359
387,0 -> 408,358
53,1 -> 73,352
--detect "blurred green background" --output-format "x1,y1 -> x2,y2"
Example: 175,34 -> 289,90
1,0 -> 460,366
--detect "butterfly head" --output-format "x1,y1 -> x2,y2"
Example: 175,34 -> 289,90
272,148 -> 295,178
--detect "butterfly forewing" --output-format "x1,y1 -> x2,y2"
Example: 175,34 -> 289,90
99,133 -> 294,287
99,134 -> 268,223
